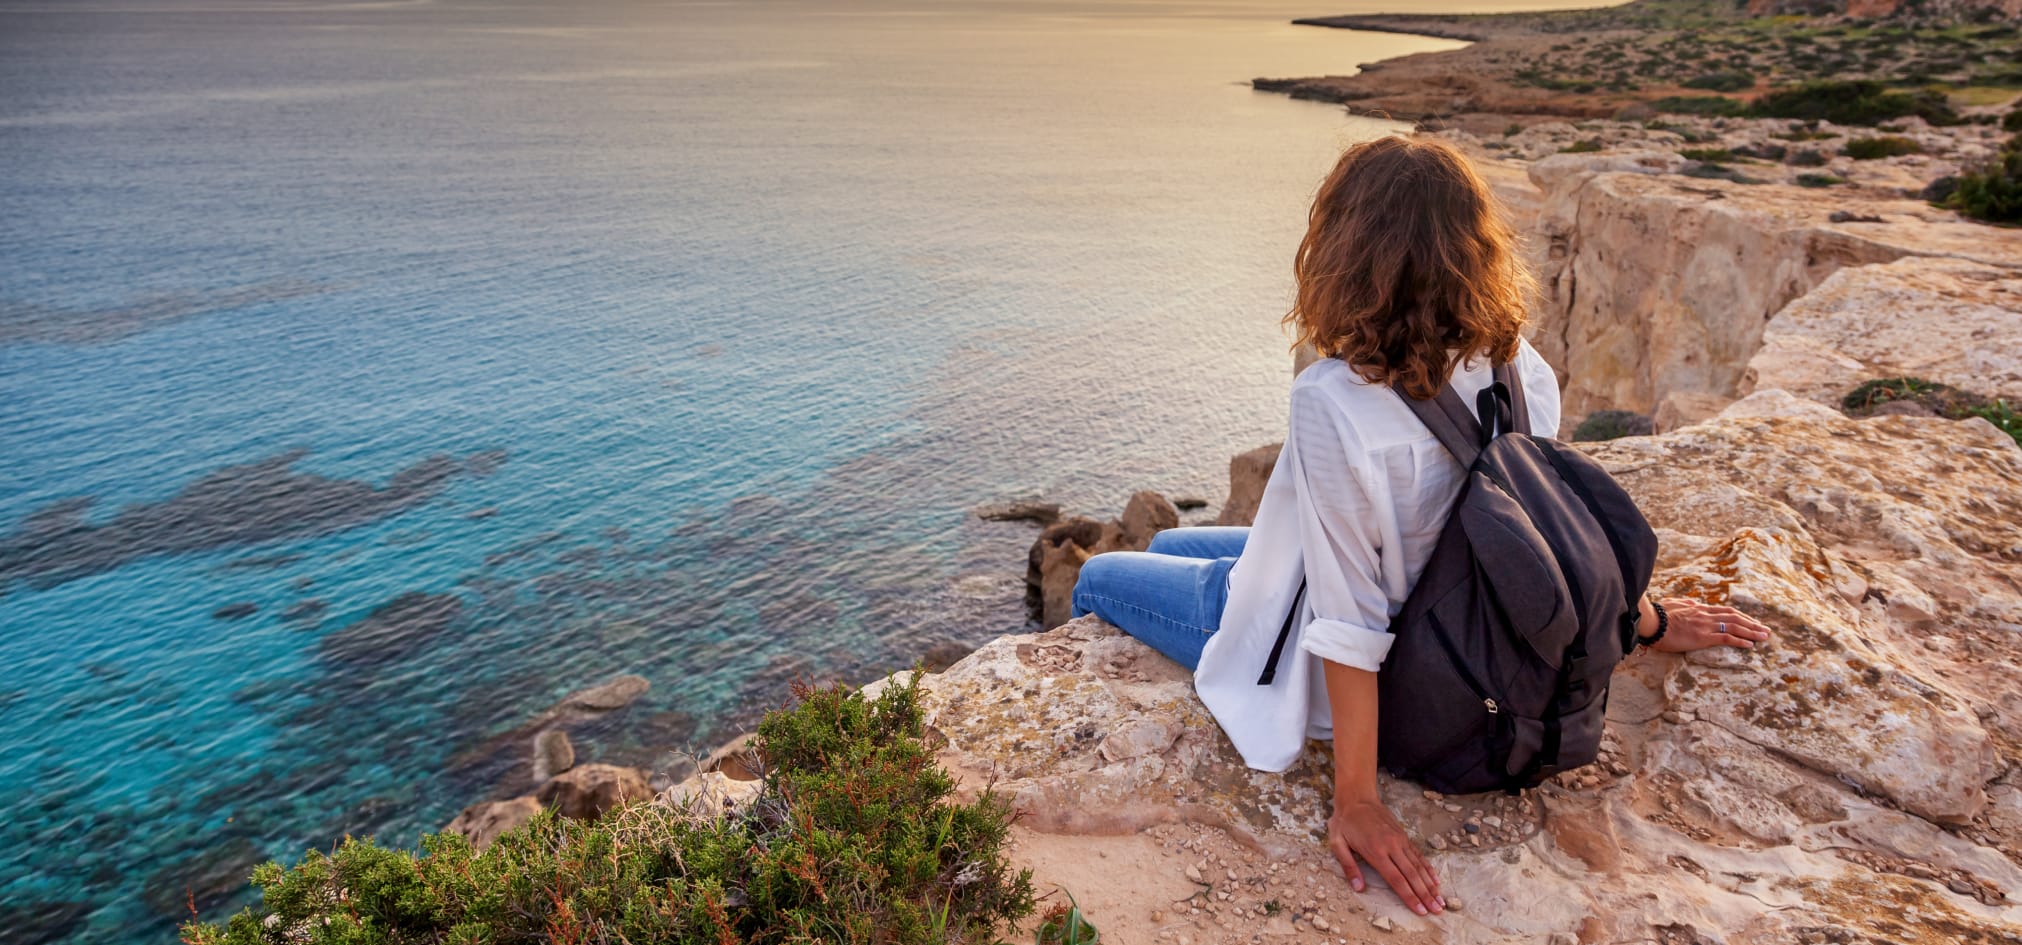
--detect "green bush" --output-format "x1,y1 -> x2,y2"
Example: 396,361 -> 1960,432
1796,173 -> 1846,188
181,675 -> 1037,945
1747,80 -> 1962,127
1651,95 -> 1748,117
1679,147 -> 1735,162
1843,135 -> 1923,159
1945,147 -> 2022,223
1559,138 -> 1605,154
1965,400 -> 2022,448
2004,109 -> 2022,133
1572,410 -> 1654,442
1682,70 -> 1754,92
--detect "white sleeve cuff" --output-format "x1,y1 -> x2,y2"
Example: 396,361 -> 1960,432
1298,617 -> 1395,673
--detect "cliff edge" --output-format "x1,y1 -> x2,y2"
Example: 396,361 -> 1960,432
896,402 -> 2022,943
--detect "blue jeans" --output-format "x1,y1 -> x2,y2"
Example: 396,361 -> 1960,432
1070,526 -> 1249,671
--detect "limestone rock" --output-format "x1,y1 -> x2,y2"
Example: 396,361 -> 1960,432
1118,491 -> 1179,549
532,729 -> 575,783
536,763 -> 652,821
561,674 -> 650,712
1743,256 -> 2022,406
1214,443 -> 1281,527
1652,390 -> 1734,434
658,771 -> 762,819
443,796 -> 542,850
901,411 -> 2022,941
1713,388 -> 1848,424
1527,161 -> 2022,417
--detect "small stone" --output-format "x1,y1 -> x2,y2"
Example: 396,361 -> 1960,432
1186,865 -> 1205,884
1422,790 -> 1442,800
1371,915 -> 1395,931
1441,802 -> 1462,812
1662,710 -> 1687,724
1151,910 -> 1166,922
1483,815 -> 1502,828
1463,822 -> 1480,834
1312,917 -> 1331,932
1947,877 -> 1975,895
1444,895 -> 1464,911
1549,934 -> 1578,945
1429,835 -> 1448,850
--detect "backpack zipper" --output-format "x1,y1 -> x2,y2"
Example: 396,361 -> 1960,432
1426,612 -> 1503,717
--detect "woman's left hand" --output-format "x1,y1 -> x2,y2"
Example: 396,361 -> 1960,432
1651,597 -> 1772,653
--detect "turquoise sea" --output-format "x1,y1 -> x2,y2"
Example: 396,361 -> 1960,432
0,0 -> 1579,941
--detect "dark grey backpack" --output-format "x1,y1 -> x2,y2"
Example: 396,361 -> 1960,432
1253,362 -> 1657,795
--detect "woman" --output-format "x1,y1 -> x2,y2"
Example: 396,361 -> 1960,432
1069,136 -> 1772,917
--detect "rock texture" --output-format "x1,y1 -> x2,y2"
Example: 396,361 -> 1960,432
443,796 -> 543,851
537,763 -> 653,821
899,410 -> 2022,943
1025,492 -> 1182,629
1744,256 -> 2022,406
1213,444 -> 1281,527
1526,158 -> 2022,419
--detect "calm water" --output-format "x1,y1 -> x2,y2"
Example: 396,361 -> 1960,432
0,0 -> 1581,941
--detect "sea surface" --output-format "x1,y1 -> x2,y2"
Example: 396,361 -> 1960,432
0,0 -> 1585,941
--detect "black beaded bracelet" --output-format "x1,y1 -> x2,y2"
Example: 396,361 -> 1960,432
1637,598 -> 1669,649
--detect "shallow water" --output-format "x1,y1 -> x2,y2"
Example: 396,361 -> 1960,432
0,0 -> 1587,940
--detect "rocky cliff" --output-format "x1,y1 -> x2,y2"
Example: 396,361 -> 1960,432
897,400 -> 2022,943
859,114 -> 2022,941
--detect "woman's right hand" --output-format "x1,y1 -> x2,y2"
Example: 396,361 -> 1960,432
1328,798 -> 1444,915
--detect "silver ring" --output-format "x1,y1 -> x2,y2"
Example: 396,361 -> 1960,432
1718,621 -> 1727,635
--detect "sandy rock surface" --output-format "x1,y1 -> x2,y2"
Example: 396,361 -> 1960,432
892,410 -> 2022,943
1745,256 -> 2022,406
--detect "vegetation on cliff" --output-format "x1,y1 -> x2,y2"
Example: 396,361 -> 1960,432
181,675 -> 1036,945
1946,132 -> 2022,223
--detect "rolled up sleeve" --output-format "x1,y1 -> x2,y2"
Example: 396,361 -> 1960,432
1287,384 -> 1397,673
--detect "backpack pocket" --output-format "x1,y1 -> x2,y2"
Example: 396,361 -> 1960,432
1456,484 -> 1577,667
1499,691 -> 1608,786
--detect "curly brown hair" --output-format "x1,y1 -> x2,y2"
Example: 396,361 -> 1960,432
1285,135 -> 1533,401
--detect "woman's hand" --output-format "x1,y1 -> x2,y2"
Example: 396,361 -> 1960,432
1328,798 -> 1443,916
1650,597 -> 1773,653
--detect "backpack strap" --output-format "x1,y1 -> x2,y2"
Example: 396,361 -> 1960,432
1393,379 -> 1487,467
1494,360 -> 1532,436
1395,358 -> 1530,467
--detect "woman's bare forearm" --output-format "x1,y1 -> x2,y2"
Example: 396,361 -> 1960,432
1322,658 -> 1382,807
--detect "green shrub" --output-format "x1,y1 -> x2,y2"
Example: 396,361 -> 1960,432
1682,70 -> 1754,92
1559,139 -> 1605,154
1945,147 -> 2022,223
1651,95 -> 1748,117
1505,122 -> 1524,137
181,675 -> 1037,945
1787,147 -> 1830,167
1796,173 -> 1845,188
1755,80 -> 1963,127
2004,109 -> 2022,133
1679,147 -> 1735,162
1843,135 -> 1923,159
1964,400 -> 2022,448
1572,410 -> 1654,442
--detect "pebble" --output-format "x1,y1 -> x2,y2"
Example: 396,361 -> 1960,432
1549,934 -> 1578,945
1444,895 -> 1464,911
1185,865 -> 1204,884
1441,802 -> 1463,812
1371,915 -> 1395,932
1662,710 -> 1687,724
1484,815 -> 1502,828
1312,917 -> 1331,932
1462,822 -> 1481,834
1429,835 -> 1448,850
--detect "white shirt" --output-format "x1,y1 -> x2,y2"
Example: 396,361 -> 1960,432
1195,340 -> 1562,772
